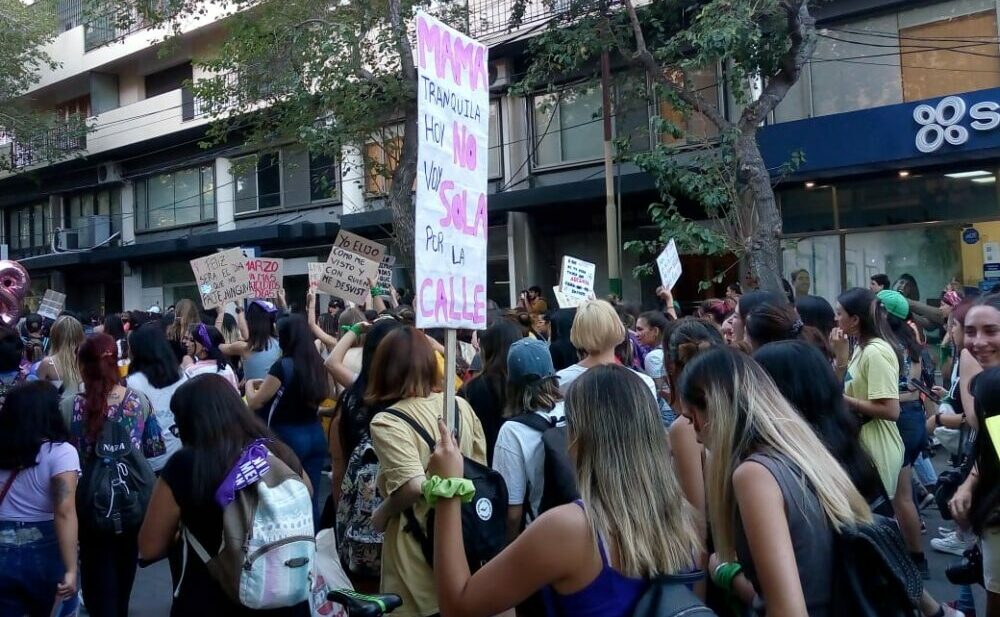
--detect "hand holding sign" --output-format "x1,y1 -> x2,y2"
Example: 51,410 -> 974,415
656,240 -> 682,291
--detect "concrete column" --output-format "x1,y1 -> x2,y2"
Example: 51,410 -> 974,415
216,157 -> 236,231
122,263 -> 143,310
340,144 -> 365,215
507,211 -> 540,307
48,195 -> 62,250
120,180 -> 135,245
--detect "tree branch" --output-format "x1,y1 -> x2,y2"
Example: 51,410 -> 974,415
738,1 -> 816,132
623,0 -> 732,131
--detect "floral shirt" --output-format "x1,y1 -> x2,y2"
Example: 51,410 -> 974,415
66,389 -> 166,461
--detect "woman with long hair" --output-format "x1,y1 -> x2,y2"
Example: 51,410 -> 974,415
636,310 -> 672,424
429,365 -> 700,617
126,324 -> 188,472
679,347 -> 871,616
36,315 -> 84,399
166,299 -> 200,364
246,314 -> 328,520
832,287 -> 905,507
218,300 -> 281,381
138,374 -> 310,616
64,334 -> 164,617
458,320 -> 523,464
182,324 -> 239,390
324,307 -> 369,388
730,290 -> 787,346
0,382 -> 79,617
367,326 -> 487,617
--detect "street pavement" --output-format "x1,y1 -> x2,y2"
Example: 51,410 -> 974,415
104,450 -> 985,616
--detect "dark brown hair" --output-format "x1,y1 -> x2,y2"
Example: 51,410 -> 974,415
364,326 -> 441,404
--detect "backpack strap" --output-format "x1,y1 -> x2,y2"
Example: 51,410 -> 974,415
266,357 -> 294,427
512,413 -> 556,433
380,408 -> 436,449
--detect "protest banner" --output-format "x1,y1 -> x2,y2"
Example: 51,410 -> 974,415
656,240 -> 682,290
245,257 -> 284,299
190,248 -> 252,309
37,290 -> 66,320
415,12 -> 489,426
308,262 -> 325,291
558,255 -> 596,301
318,246 -> 380,306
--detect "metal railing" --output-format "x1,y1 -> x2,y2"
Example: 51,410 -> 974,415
468,0 -> 565,38
83,0 -> 177,51
1,124 -> 86,170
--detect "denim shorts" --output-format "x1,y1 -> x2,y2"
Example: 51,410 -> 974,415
896,400 -> 928,468
0,519 -> 65,617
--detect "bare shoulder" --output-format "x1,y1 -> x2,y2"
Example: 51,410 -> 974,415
526,502 -> 590,544
732,459 -> 781,497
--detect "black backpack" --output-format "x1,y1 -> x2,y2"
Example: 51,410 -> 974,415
78,417 -> 156,535
830,514 -> 922,617
632,571 -> 716,617
380,408 -> 507,572
512,413 -> 579,517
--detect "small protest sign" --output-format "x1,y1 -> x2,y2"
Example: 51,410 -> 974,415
245,257 -> 284,299
308,262 -> 325,291
656,240 -> 682,290
190,248 -> 252,309
376,254 -> 395,290
559,256 -> 596,300
318,246 -> 380,305
38,290 -> 66,320
335,230 -> 387,263
552,286 -> 581,309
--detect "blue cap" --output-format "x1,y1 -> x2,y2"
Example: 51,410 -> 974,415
507,337 -> 555,386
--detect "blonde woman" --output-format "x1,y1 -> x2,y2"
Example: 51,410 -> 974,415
679,347 -> 871,617
36,315 -> 84,399
429,365 -> 700,617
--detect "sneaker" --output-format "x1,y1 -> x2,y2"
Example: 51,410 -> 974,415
939,526 -> 956,536
932,533 -> 976,556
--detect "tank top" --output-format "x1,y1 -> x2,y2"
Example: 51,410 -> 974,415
543,501 -> 649,617
243,338 -> 281,381
733,451 -> 833,617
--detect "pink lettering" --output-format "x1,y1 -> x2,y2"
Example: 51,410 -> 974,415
434,279 -> 450,322
419,276 -> 487,326
438,181 -> 487,238
473,285 -> 486,324
452,122 -> 477,171
419,279 -> 435,317
416,16 -> 488,91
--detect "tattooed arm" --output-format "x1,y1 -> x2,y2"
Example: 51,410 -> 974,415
51,471 -> 79,599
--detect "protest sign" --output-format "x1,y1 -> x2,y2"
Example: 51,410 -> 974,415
245,257 -> 284,299
190,248 -> 252,309
308,262 -> 325,291
552,286 -> 581,310
377,254 -> 396,290
38,290 -> 66,320
559,256 -> 596,301
335,231 -> 387,263
656,240 -> 682,290
318,246 -> 380,306
414,12 -> 489,330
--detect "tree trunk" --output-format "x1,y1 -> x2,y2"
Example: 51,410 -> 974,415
736,132 -> 784,294
388,107 -> 419,276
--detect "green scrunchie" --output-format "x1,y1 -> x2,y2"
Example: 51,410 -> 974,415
713,561 -> 743,591
371,286 -> 385,297
340,324 -> 364,336
422,475 -> 475,506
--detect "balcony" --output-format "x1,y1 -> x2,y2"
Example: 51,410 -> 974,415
469,0 -> 566,39
0,123 -> 86,170
84,0 -> 178,52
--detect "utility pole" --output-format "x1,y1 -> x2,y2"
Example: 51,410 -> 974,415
601,48 -> 622,297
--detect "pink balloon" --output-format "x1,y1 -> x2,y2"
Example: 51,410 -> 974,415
0,260 -> 30,326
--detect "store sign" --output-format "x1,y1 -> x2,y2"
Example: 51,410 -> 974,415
914,95 -> 1000,153
964,228 -> 981,245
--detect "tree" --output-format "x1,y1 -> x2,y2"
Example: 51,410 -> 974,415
118,0 -> 470,273
515,0 -> 816,293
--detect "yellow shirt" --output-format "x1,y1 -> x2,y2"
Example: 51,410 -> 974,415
844,338 -> 904,498
369,393 -> 487,617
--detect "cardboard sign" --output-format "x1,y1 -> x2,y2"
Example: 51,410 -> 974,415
37,290 -> 66,320
245,257 -> 284,299
559,256 -> 596,300
656,240 -> 682,290
308,262 -> 325,291
335,230 -> 387,263
552,286 -> 582,309
190,248 -> 252,309
377,254 -> 396,290
318,246 -> 380,305
414,12 -> 489,329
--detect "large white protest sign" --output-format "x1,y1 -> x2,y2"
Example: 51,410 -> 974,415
190,248 -> 252,309
319,246 -> 380,306
656,240 -> 682,290
559,255 -> 596,300
414,12 -> 489,330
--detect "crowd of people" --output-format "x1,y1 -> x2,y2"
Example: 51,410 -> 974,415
0,270 -> 996,617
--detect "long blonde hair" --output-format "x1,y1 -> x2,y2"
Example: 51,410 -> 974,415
168,299 -> 200,343
565,364 -> 701,577
49,315 -> 84,387
678,347 -> 871,560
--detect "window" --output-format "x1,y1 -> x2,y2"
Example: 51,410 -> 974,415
365,125 -> 403,194
309,152 -> 337,201
489,101 -> 502,179
134,166 -> 215,230
66,188 -> 121,236
657,67 -> 719,144
7,203 -> 48,254
145,62 -> 193,99
900,11 -> 1000,102
235,153 -> 282,213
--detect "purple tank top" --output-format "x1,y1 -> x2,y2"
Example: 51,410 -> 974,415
542,502 -> 649,617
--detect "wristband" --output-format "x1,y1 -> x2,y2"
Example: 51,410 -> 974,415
713,561 -> 743,592
421,475 -> 475,506
371,286 -> 385,297
340,324 -> 364,336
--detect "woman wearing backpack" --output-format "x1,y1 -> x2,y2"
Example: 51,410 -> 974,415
64,333 -> 165,617
679,347 -> 871,617
367,326 -> 487,617
246,314 -> 329,522
429,365 -> 700,617
139,374 -> 311,617
0,382 -> 80,617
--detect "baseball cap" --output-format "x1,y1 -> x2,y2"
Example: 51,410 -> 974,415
507,337 -> 555,386
876,289 -> 909,320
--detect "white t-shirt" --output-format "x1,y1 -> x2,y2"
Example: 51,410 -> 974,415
492,403 -> 566,523
644,348 -> 665,379
126,372 -> 188,472
0,442 -> 80,523
556,362 -> 657,400
184,360 -> 239,391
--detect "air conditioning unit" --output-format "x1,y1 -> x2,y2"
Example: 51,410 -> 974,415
489,60 -> 511,91
97,162 -> 123,184
81,215 -> 111,248
59,230 -> 79,250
